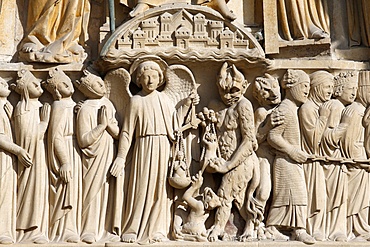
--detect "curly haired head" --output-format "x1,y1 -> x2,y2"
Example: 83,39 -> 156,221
333,71 -> 356,97
281,69 -> 309,89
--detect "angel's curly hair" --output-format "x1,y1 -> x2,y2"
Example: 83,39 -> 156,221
136,61 -> 164,88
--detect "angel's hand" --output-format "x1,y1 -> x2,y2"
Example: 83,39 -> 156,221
184,92 -> 200,107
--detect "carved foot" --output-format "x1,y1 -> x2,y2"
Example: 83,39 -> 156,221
208,227 -> 222,242
21,42 -> 38,53
294,229 -> 315,245
33,235 -> 48,244
121,233 -> 137,243
239,234 -> 253,242
313,232 -> 325,241
65,234 -> 80,243
309,30 -> 329,40
81,234 -> 96,244
219,9 -> 237,21
266,226 -> 289,241
333,233 -> 347,242
107,234 -> 121,243
152,233 -> 167,243
0,236 -> 14,245
68,43 -> 85,55
129,3 -> 150,18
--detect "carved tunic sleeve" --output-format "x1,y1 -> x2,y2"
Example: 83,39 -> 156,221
299,100 -> 327,154
268,99 -> 300,156
117,97 -> 139,159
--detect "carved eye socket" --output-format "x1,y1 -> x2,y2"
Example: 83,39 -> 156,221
230,87 -> 240,94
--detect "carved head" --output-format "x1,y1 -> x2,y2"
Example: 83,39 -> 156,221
45,68 -> 74,100
176,150 -> 185,161
12,69 -> 43,99
333,72 -> 357,105
203,187 -> 221,210
136,61 -> 164,94
309,71 -> 334,103
281,69 -> 310,105
217,62 -> 247,106
75,69 -> 107,99
253,74 -> 281,107
0,77 -> 11,98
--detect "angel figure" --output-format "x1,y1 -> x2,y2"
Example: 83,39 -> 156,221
0,77 -> 33,245
75,70 -> 120,244
110,56 -> 200,244
44,68 -> 82,243
12,69 -> 50,244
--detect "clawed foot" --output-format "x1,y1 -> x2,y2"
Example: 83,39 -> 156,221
208,227 -> 221,242
121,233 -> 137,243
239,234 -> 253,242
129,3 -> 150,18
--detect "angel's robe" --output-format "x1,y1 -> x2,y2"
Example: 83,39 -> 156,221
76,97 -> 118,241
320,98 -> 347,240
118,90 -> 177,244
299,99 -> 326,237
14,99 -> 48,241
339,102 -> 370,238
48,98 -> 82,242
0,99 -> 16,242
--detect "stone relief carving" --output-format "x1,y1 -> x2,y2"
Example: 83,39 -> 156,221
277,0 -> 329,41
121,0 -> 237,20
3,1 -> 370,246
44,68 -> 82,243
266,69 -> 315,244
109,56 -> 200,244
0,77 -> 32,245
74,70 -> 120,244
19,0 -> 90,63
205,62 -> 260,242
12,69 -> 50,244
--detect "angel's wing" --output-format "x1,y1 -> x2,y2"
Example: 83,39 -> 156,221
104,68 -> 131,125
163,65 -> 199,108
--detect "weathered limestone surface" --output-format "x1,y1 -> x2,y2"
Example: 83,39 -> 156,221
1,0 -> 370,246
